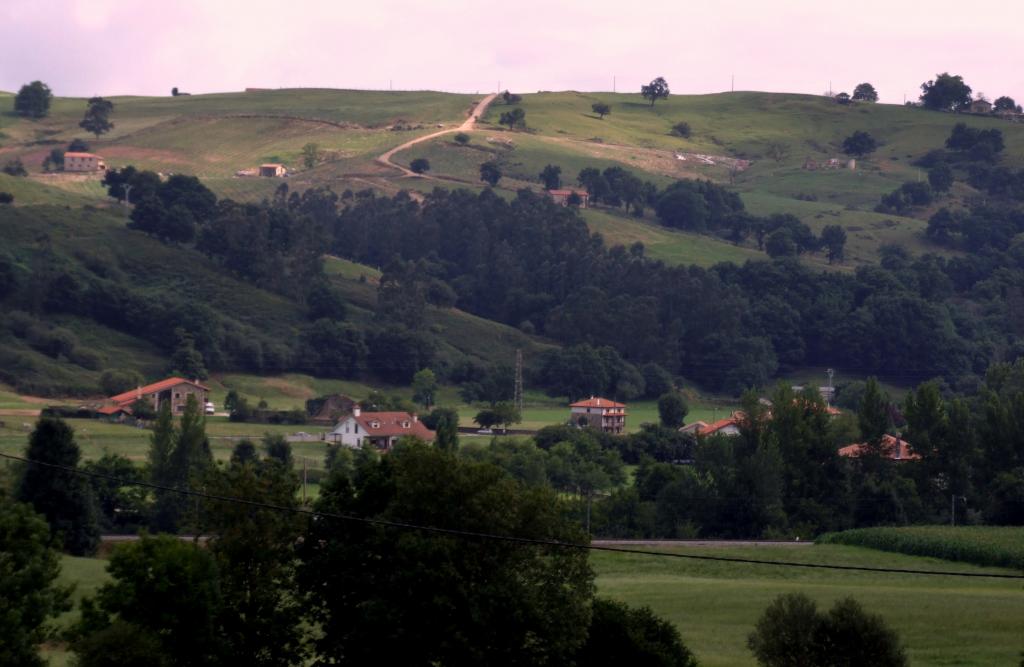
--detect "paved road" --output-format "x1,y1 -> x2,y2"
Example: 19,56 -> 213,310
100,535 -> 811,548
377,92 -> 498,176
591,540 -> 813,548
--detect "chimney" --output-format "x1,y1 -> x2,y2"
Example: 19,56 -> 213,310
136,385 -> 142,399
353,405 -> 361,417
412,413 -> 418,422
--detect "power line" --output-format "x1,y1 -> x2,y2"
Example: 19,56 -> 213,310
3,452 -> 1021,580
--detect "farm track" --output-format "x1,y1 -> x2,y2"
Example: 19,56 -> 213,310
377,92 -> 498,178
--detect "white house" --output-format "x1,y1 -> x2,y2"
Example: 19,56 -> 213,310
328,406 -> 435,450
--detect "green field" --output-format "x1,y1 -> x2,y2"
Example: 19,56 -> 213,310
819,526 -> 1024,570
594,543 -> 1024,667
37,543 -> 1024,667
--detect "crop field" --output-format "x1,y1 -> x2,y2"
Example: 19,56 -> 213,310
818,526 -> 1024,570
594,543 -> 1024,667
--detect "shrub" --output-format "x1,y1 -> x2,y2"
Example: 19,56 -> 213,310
453,132 -> 470,146
3,158 -> 28,177
748,593 -> 906,667
409,158 -> 430,174
0,192 -> 13,204
670,122 -> 692,138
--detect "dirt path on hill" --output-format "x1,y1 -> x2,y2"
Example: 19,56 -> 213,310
377,92 -> 498,176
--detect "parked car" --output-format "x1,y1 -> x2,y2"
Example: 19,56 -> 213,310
204,401 -> 216,415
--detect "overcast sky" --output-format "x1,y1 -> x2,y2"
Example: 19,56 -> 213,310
2,0 -> 1021,104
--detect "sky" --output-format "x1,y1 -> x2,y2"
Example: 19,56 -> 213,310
2,0 -> 1022,104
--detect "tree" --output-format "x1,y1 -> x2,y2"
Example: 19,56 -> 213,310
540,164 -> 562,189
492,401 -> 522,431
670,121 -> 691,138
853,83 -> 879,102
480,161 -> 502,186
576,598 -> 697,666
499,107 -> 526,129
73,535 -> 223,666
0,496 -> 72,667
835,92 -> 851,105
68,138 -> 91,152
920,73 -> 973,111
301,142 -> 320,169
748,593 -> 907,667
858,377 -> 890,448
842,130 -> 878,157
297,444 -> 594,665
0,192 -> 13,204
474,408 -> 500,430
16,417 -> 100,555
71,620 -> 169,667
765,228 -> 797,258
592,102 -> 611,119
171,87 -> 179,96
641,77 -> 670,107
409,157 -> 430,174
14,81 -> 52,118
994,96 -> 1020,112
820,225 -> 847,264
43,147 -> 64,172
200,454 -> 307,666
79,97 -> 114,138
411,368 -> 438,409
502,90 -> 522,105
657,392 -> 689,428
99,370 -> 144,397
169,328 -> 208,379
453,132 -> 470,145
424,407 -> 459,452
928,163 -> 954,192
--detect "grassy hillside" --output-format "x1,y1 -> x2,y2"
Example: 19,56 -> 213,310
0,201 -> 554,396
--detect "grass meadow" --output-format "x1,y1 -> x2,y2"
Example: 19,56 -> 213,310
594,543 -> 1024,667
35,542 -> 1024,667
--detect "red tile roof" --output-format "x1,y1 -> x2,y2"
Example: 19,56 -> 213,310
570,397 -> 626,409
355,411 -> 435,441
64,152 -> 101,159
839,434 -> 920,461
548,189 -> 588,197
109,377 -> 209,406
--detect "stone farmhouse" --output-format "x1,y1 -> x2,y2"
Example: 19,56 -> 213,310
103,377 -> 209,416
64,152 -> 106,172
328,406 -> 435,450
569,397 -> 627,434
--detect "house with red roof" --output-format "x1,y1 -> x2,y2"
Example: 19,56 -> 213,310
547,189 -> 589,208
328,406 -> 435,450
570,397 -> 627,434
680,412 -> 744,437
839,434 -> 920,461
107,377 -> 210,416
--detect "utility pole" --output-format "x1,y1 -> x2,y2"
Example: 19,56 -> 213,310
122,183 -> 133,206
302,457 -> 308,504
731,74 -> 734,92
613,75 -> 616,93
514,349 -> 524,414
826,368 -> 835,405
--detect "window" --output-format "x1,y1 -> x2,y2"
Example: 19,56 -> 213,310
402,421 -> 410,428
